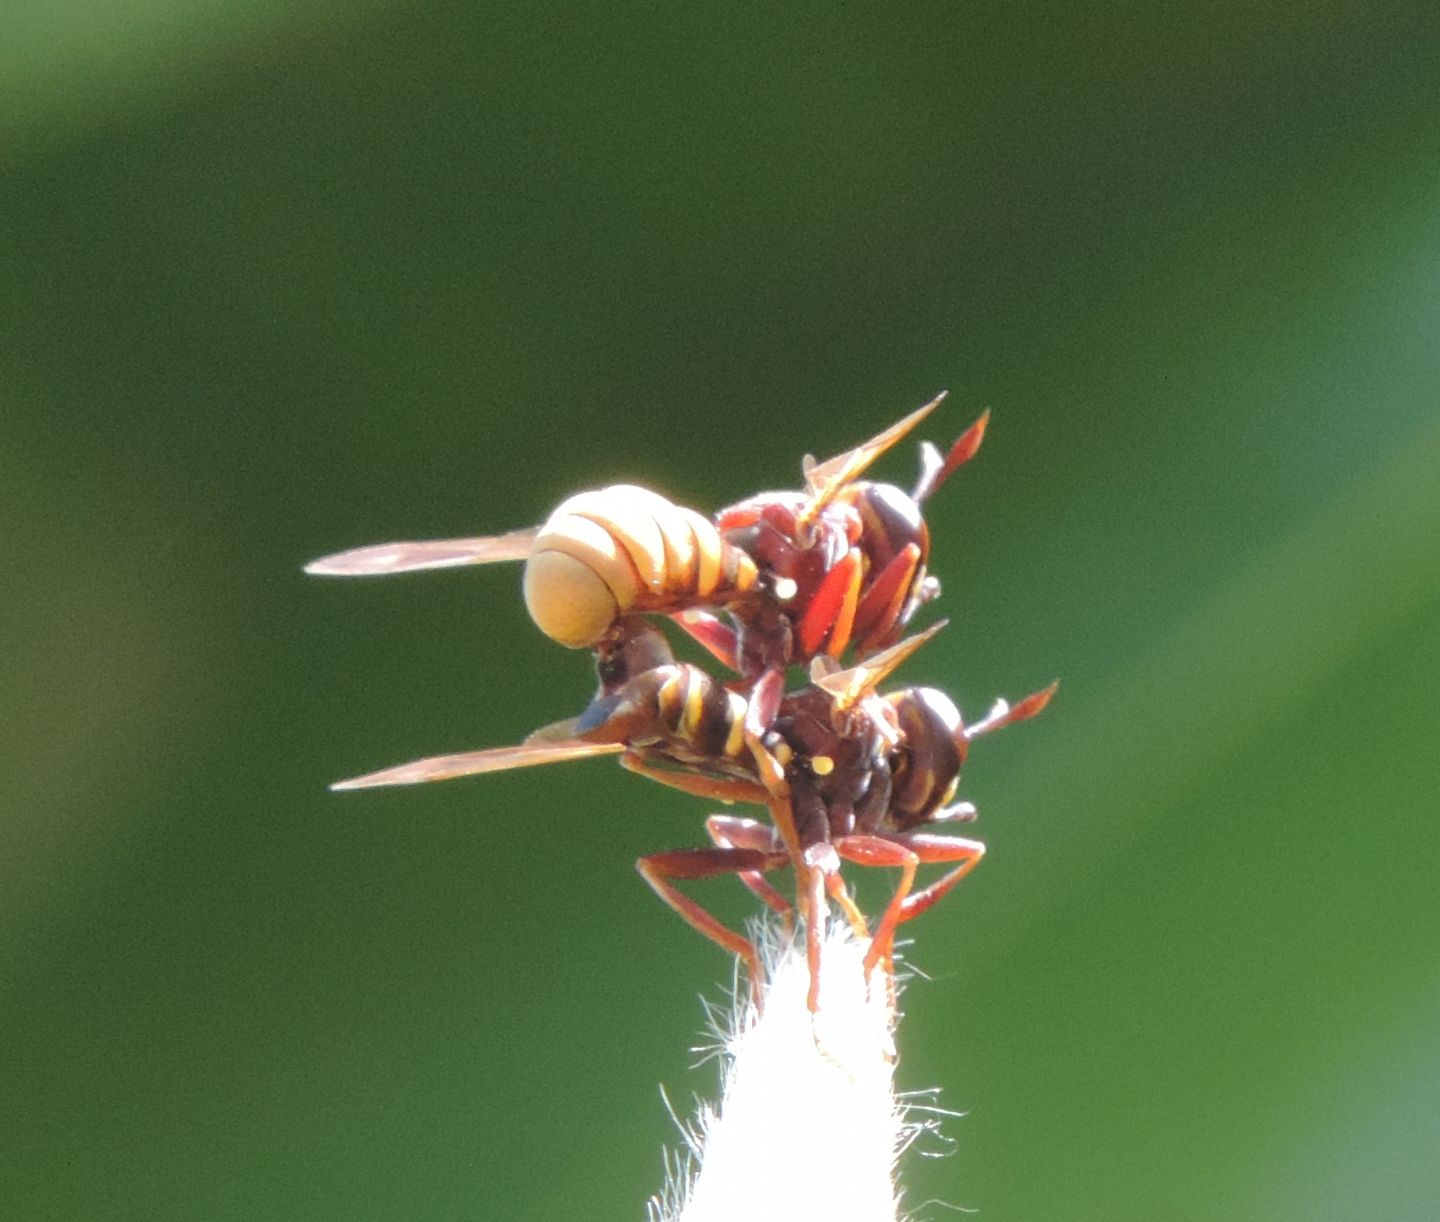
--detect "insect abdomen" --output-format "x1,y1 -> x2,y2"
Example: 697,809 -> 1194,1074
653,665 -> 750,762
523,484 -> 758,648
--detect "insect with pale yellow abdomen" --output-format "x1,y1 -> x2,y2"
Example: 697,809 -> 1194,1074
306,484 -> 760,651
305,393 -> 991,682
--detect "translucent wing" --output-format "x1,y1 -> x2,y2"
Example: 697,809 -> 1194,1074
330,739 -> 624,790
800,391 -> 947,514
814,619 -> 947,707
304,527 -> 539,576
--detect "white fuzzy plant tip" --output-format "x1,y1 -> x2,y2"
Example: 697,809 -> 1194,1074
652,921 -> 926,1222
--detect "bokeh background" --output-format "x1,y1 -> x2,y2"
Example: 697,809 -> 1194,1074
4,3 -> 1438,1219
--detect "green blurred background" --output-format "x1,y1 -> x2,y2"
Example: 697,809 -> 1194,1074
3,2 -> 1438,1219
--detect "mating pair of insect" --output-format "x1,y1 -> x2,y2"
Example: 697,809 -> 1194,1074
308,393 -> 1054,1009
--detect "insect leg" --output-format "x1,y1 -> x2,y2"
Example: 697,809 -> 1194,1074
824,874 -> 871,941
748,749 -> 808,900
801,855 -> 827,1012
739,663 -> 792,859
795,548 -> 863,658
748,742 -> 802,869
832,835 -> 920,980
753,752 -> 830,1010
890,832 -> 988,925
668,609 -> 740,673
744,721 -> 837,1009
805,843 -> 870,945
705,816 -> 792,921
619,752 -> 769,805
852,542 -> 922,653
823,549 -> 865,659
636,846 -> 789,1004
739,672 -> 839,1006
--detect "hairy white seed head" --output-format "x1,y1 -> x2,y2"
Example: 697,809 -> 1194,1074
651,922 -> 933,1222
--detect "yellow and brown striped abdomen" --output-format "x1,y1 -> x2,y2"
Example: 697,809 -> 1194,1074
650,663 -> 750,764
522,484 -> 759,648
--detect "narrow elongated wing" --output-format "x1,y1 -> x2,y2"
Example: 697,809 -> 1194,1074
800,391 -> 947,513
814,619 -> 947,706
330,739 -> 624,790
522,715 -> 583,744
304,527 -> 539,576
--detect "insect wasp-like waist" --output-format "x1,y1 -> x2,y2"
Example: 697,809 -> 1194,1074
307,396 -> 1053,1010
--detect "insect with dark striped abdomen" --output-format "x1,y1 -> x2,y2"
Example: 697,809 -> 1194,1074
324,618 -> 1054,1009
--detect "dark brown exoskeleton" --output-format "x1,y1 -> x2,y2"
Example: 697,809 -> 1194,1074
306,396 -> 1044,1008
631,632 -> 1057,1009
688,394 -> 989,681
320,617 -> 781,993
303,394 -> 989,687
327,618 -> 1055,1009
325,622 -> 757,794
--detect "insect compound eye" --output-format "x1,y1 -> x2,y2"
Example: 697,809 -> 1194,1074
890,686 -> 964,819
523,549 -> 621,648
854,483 -> 927,569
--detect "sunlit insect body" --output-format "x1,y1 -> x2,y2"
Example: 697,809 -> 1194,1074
664,394 -> 991,680
522,486 -> 760,650
644,634 -> 1055,1008
694,394 -> 987,680
306,396 -> 1029,1006
320,617 -> 793,992
733,665 -> 1057,1005
325,618 -> 1055,1009
305,484 -> 760,653
304,394 -> 990,684
327,622 -> 758,793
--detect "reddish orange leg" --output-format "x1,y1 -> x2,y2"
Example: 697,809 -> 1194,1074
756,768 -> 829,1011
891,832 -> 988,925
740,667 -> 798,862
800,853 -> 828,1011
834,833 -> 985,978
700,816 -> 871,1009
796,547 -> 862,658
852,542 -> 922,653
669,609 -> 739,673
802,841 -> 873,1011
750,740 -> 806,905
824,548 -> 865,659
745,723 -> 836,1011
823,869 -> 871,941
706,815 -> 793,923
832,835 -> 918,980
747,743 -> 801,869
739,686 -> 845,1012
619,752 -> 769,805
637,845 -> 790,1005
